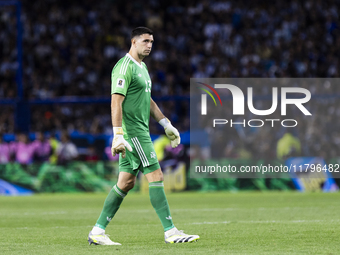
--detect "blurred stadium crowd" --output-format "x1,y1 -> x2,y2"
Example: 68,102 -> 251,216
1,0 -> 340,162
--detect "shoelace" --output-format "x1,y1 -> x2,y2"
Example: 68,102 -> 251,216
176,230 -> 187,236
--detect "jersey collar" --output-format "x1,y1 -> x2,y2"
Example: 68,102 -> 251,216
126,53 -> 143,68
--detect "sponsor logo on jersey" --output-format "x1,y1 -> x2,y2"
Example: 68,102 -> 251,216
150,152 -> 156,159
138,73 -> 142,77
117,78 -> 125,88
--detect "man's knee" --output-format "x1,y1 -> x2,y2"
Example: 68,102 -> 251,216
125,178 -> 136,190
146,169 -> 164,182
117,172 -> 136,192
117,178 -> 136,192
154,171 -> 164,182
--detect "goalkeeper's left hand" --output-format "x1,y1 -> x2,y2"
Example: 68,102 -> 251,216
159,118 -> 181,148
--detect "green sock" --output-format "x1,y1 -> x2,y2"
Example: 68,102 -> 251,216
149,181 -> 174,231
95,184 -> 127,230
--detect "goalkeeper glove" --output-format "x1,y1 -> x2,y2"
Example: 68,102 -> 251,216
159,118 -> 181,148
111,127 -> 132,158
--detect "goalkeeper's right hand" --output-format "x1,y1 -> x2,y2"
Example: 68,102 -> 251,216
111,127 -> 132,158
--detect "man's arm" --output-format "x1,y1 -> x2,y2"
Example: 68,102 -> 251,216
111,93 -> 132,158
150,98 -> 165,122
111,94 -> 125,126
150,98 -> 181,148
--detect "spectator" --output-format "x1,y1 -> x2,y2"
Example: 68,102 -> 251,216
277,132 -> 302,160
85,146 -> 99,162
0,134 -> 10,164
10,133 -> 35,164
32,132 -> 51,162
48,133 -> 60,164
56,132 -> 78,164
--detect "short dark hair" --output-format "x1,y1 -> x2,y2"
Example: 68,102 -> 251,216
131,27 -> 153,39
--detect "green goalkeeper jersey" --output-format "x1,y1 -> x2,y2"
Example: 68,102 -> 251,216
111,53 -> 152,139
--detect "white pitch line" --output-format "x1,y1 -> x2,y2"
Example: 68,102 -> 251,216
5,219 -> 340,231
13,225 -> 94,230
190,221 -> 231,225
0,206 -> 335,216
188,219 -> 340,225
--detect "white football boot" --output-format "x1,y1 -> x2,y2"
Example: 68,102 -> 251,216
164,227 -> 200,243
88,231 -> 121,245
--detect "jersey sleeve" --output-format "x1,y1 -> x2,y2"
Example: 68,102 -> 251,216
111,60 -> 132,96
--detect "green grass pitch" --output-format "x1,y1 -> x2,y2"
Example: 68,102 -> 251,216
0,191 -> 339,254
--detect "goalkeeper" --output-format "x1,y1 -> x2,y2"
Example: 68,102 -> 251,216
88,27 -> 199,245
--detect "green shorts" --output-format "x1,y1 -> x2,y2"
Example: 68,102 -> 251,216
119,135 -> 160,176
